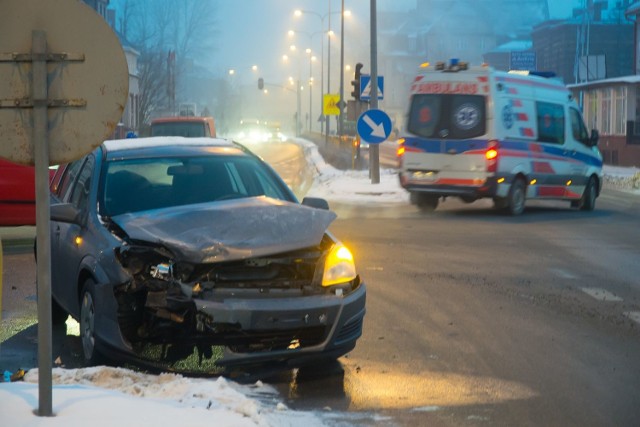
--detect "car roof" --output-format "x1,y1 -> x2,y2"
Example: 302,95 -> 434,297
151,116 -> 213,123
102,137 -> 244,160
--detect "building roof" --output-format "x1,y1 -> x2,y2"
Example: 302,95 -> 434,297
625,1 -> 640,16
567,75 -> 640,90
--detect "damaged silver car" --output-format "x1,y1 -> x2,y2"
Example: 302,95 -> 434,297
48,137 -> 366,370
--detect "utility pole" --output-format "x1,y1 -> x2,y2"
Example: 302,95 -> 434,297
369,0 -> 380,184
339,0 -> 345,135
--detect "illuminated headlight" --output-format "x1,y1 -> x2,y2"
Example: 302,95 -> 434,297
322,244 -> 357,287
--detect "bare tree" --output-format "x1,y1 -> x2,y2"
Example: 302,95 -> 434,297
115,0 -> 218,129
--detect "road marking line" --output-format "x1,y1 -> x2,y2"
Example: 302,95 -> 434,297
580,287 -> 623,302
550,268 -> 578,279
623,311 -> 640,325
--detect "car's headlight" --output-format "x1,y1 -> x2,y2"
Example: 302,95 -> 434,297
322,244 -> 357,287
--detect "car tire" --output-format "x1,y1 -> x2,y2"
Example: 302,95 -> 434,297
411,192 -> 439,212
51,297 -> 68,325
506,178 -> 526,216
80,278 -> 103,365
580,176 -> 597,211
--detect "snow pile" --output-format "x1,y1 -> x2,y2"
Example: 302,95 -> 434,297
0,367 -> 326,427
602,165 -> 640,191
296,138 -> 410,204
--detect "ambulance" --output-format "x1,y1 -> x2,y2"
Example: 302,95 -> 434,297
398,59 -> 603,215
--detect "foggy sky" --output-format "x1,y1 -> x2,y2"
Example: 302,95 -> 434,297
214,0 -> 583,85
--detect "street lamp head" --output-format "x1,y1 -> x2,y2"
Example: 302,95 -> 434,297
294,9 -> 302,17
252,65 -> 258,72
328,30 -> 335,37
282,54 -> 289,61
344,10 -> 352,17
289,44 -> 297,52
305,48 -> 311,54
228,69 -> 235,75
288,30 -> 295,36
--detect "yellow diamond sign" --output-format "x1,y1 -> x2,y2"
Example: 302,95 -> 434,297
323,94 -> 341,116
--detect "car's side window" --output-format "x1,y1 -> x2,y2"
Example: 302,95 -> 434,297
69,155 -> 94,210
55,159 -> 86,202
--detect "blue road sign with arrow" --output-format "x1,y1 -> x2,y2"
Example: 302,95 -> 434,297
357,109 -> 392,144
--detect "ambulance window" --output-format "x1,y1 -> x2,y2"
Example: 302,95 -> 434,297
570,108 -> 590,144
408,95 -> 442,138
408,94 -> 485,139
450,95 -> 485,139
536,102 -> 565,144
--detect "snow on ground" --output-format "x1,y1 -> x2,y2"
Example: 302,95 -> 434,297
1,138 -> 638,427
0,367 -> 325,427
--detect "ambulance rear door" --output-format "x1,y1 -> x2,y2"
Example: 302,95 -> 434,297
404,74 -> 491,185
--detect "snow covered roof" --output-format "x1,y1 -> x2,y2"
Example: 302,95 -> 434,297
568,75 -> 640,90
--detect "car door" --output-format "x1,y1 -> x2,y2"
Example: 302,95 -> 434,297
51,155 -> 95,317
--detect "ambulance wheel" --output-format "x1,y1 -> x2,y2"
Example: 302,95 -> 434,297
411,192 -> 439,212
580,176 -> 597,211
506,178 -> 526,216
460,195 -> 477,204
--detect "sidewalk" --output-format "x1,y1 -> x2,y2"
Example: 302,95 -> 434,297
0,226 -> 36,254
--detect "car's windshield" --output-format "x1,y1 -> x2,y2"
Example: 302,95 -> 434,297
408,94 -> 486,139
151,122 -> 207,137
100,154 -> 292,216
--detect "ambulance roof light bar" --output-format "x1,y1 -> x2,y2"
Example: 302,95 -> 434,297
434,58 -> 469,72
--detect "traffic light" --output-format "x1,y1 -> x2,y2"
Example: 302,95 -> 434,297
350,63 -> 363,101
258,77 -> 264,90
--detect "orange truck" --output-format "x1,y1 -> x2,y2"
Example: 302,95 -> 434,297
150,116 -> 216,138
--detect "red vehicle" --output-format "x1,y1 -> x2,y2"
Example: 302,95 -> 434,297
0,158 -> 56,226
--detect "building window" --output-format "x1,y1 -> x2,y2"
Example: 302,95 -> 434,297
613,87 -> 626,136
600,87 -> 612,134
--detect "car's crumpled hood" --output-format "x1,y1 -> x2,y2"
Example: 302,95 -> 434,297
111,196 -> 337,263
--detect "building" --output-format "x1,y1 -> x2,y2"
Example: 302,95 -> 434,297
532,14 -> 633,85
566,2 -> 640,167
377,0 -> 550,131
82,0 -> 141,137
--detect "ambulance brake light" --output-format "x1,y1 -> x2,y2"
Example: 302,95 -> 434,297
486,140 -> 499,173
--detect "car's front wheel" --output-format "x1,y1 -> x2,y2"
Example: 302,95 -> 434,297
80,278 -> 103,365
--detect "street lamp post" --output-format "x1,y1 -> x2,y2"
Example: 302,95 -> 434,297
282,50 -> 304,137
288,29 -> 322,132
293,7 -> 350,141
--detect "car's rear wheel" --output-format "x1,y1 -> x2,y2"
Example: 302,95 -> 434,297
80,278 -> 103,365
506,178 -> 526,216
580,176 -> 597,211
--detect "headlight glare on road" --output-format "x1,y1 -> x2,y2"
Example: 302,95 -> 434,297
322,244 -> 357,287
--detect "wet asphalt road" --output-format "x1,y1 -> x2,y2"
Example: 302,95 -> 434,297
2,141 -> 640,426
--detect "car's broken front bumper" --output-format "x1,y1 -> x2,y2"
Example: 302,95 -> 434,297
105,281 -> 366,369
194,282 -> 366,365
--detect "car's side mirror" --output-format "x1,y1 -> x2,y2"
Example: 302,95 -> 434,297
50,203 -> 80,224
589,129 -> 599,147
302,197 -> 330,210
